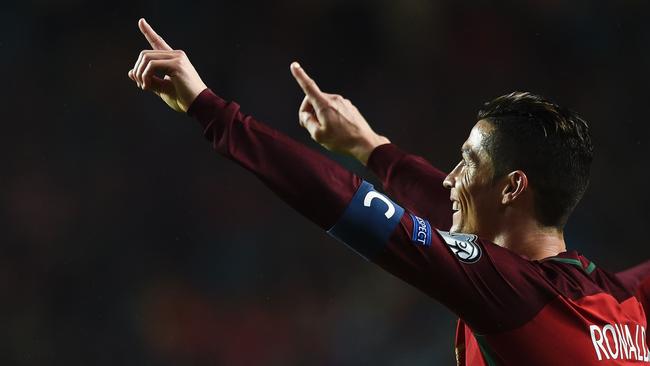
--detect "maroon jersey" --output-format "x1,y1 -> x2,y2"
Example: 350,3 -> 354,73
187,89 -> 649,365
366,143 -> 650,363
367,143 -> 650,364
619,262 -> 650,329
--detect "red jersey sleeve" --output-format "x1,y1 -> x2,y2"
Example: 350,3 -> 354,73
617,260 -> 650,334
187,89 -> 552,335
187,88 -> 360,229
366,143 -> 453,230
617,260 -> 650,293
366,143 -> 648,334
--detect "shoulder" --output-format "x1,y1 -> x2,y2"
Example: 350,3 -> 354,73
535,253 -> 636,303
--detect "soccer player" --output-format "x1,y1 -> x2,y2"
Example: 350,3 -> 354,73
128,19 -> 649,365
293,80 -> 650,354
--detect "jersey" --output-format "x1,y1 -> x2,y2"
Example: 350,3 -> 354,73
186,88 -> 649,365
366,143 -> 650,363
618,261 -> 650,331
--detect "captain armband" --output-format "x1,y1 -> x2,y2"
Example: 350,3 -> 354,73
327,180 -> 405,260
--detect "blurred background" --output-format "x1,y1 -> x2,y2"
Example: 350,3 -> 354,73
2,0 -> 650,365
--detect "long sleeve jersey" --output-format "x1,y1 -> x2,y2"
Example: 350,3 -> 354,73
365,143 -> 650,364
365,143 -> 650,292
187,88 -> 649,365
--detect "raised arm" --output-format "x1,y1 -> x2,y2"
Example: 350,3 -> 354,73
127,19 -> 551,335
366,144 -> 453,229
127,18 -> 357,228
290,66 -> 452,228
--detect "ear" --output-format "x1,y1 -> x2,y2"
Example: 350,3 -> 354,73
501,170 -> 528,204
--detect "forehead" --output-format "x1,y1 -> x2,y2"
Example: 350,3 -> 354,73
462,120 -> 494,157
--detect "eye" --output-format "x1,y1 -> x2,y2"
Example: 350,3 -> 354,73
461,159 -> 475,177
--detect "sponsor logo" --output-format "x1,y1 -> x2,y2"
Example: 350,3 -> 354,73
590,323 -> 650,362
409,214 -> 432,246
436,230 -> 481,263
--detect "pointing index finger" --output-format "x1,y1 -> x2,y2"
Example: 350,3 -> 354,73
290,62 -> 326,106
138,18 -> 172,50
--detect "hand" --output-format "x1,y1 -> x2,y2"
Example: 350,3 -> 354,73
128,18 -> 207,112
290,62 -> 389,165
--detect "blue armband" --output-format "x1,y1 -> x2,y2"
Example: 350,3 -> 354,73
327,180 -> 405,260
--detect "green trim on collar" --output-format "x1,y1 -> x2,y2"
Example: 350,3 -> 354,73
546,257 -> 596,275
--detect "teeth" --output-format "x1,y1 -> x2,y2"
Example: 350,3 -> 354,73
452,201 -> 460,211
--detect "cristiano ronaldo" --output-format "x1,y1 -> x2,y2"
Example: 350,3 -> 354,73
128,19 -> 650,365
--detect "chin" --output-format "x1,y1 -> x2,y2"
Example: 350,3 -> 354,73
449,221 -> 478,235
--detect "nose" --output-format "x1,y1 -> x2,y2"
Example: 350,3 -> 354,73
443,161 -> 461,189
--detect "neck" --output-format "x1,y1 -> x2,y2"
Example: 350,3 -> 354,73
491,222 -> 566,261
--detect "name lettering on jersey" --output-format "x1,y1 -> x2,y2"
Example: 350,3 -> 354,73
409,214 -> 432,246
435,230 -> 481,264
589,323 -> 650,362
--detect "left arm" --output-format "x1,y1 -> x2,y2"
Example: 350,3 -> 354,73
126,20 -> 558,337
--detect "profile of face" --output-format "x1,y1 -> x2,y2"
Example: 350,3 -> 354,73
443,120 -> 505,236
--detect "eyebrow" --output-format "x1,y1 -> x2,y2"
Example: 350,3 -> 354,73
461,146 -> 477,161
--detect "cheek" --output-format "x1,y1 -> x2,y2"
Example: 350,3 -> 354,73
458,173 -> 492,215
458,171 -> 477,206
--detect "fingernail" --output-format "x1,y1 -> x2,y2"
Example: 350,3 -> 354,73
292,62 -> 301,69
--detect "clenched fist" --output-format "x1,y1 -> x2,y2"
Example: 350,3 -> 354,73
128,18 -> 207,112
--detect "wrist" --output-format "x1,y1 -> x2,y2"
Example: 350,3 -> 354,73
353,134 -> 390,166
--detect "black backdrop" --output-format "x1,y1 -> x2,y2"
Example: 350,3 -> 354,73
2,1 -> 649,365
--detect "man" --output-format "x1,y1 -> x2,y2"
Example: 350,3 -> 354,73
128,18 -> 649,365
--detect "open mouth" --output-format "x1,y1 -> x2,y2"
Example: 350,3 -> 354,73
452,201 -> 461,212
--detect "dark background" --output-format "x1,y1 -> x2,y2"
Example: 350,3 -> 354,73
2,0 -> 649,365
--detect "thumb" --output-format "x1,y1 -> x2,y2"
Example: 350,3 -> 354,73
147,76 -> 175,96
300,111 -> 322,139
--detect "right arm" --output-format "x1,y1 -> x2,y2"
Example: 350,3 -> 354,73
366,143 -> 453,229
617,260 -> 650,292
617,260 -> 650,311
617,261 -> 650,345
289,64 -> 453,229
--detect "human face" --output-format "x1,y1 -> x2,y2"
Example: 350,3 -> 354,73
443,120 -> 503,236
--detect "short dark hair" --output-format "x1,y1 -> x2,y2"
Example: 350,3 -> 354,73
478,92 -> 593,228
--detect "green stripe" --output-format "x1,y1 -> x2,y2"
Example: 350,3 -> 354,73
474,333 -> 499,366
547,257 -> 582,268
547,257 -> 596,275
585,261 -> 597,274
